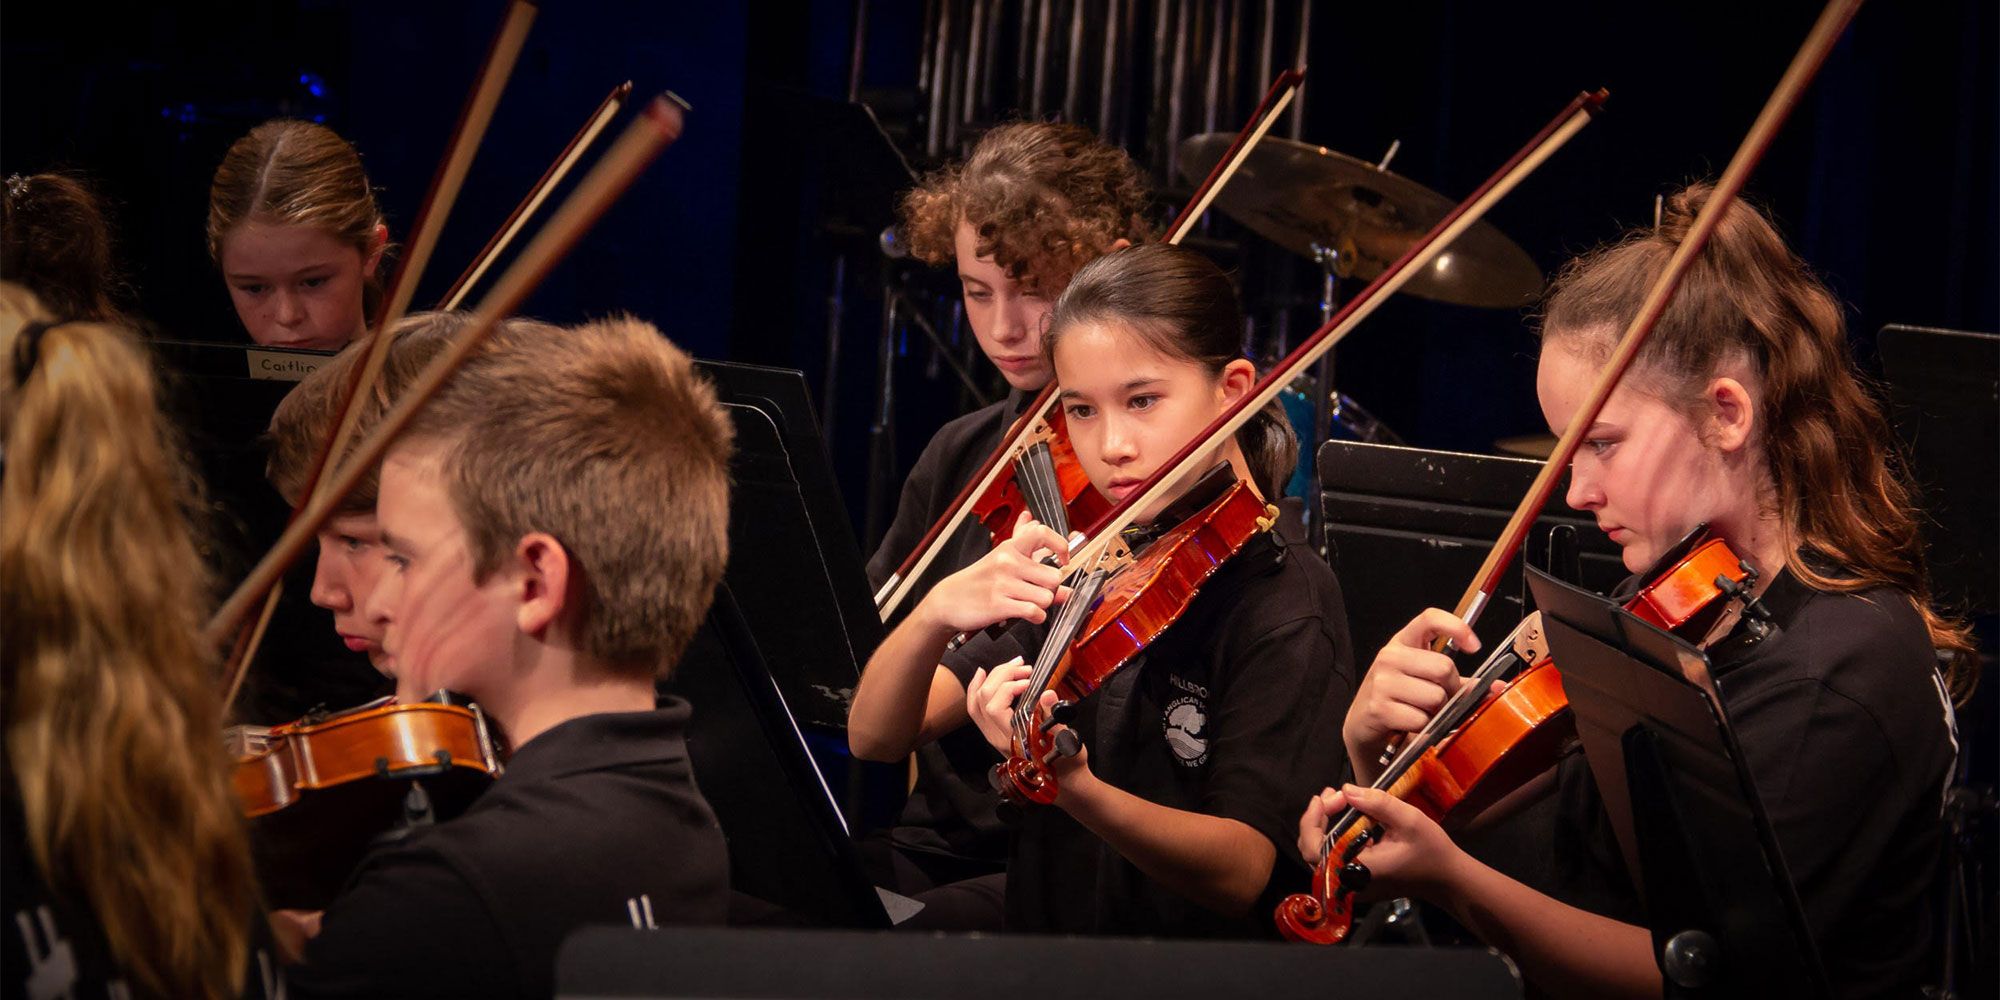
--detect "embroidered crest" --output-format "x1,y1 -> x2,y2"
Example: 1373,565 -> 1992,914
1162,695 -> 1209,767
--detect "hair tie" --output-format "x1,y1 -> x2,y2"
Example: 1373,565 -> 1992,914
14,319 -> 55,383
4,174 -> 26,202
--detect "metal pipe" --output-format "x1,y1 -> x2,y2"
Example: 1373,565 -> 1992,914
1018,0 -> 1037,111
1290,0 -> 1310,139
1258,0 -> 1275,108
1224,0 -> 1242,118
964,0 -> 988,125
1064,0 -> 1085,123
925,0 -> 949,156
1098,0 -> 1121,133
847,0 -> 868,103
981,0 -> 1002,115
1031,0 -> 1054,117
918,0 -> 937,115
1117,0 -> 1138,145
1204,0 -> 1224,135
1167,0 -> 1191,184
942,0 -> 963,149
1149,0 -> 1173,173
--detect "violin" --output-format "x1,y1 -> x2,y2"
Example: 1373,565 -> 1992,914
228,695 -> 503,818
227,694 -> 505,908
1273,526 -> 1770,944
992,465 -> 1279,806
970,404 -> 1112,544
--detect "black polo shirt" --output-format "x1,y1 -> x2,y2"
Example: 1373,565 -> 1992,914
943,498 -> 1357,937
1549,566 -> 1957,998
865,390 -> 1031,868
290,699 -> 729,999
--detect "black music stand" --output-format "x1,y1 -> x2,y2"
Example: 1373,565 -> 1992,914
693,359 -> 884,732
1878,324 -> 1998,618
666,583 -> 890,930
670,360 -> 893,928
1526,566 -> 1828,998
555,927 -> 1523,1000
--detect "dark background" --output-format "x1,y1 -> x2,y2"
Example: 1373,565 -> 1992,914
6,0 -> 1994,967
4,0 -> 1993,544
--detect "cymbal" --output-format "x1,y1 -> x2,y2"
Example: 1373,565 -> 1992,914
1494,433 -> 1558,459
1178,133 -> 1544,309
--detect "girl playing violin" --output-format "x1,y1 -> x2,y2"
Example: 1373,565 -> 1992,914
0,283 -> 279,998
1301,184 -> 1970,997
854,120 -> 1151,915
854,243 -> 1356,936
208,120 -> 389,351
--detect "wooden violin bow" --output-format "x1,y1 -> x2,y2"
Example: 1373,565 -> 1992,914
439,79 -> 634,310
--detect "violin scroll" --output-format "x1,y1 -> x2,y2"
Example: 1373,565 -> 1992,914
1274,888 -> 1353,945
992,701 -> 1082,807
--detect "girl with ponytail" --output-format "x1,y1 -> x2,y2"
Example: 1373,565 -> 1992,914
0,283 -> 272,998
1302,185 -> 1967,998
854,244 -> 1356,937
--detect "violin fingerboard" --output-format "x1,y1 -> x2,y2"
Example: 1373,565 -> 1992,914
1015,442 -> 1070,537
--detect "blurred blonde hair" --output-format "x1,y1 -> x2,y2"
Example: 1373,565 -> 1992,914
0,282 -> 257,997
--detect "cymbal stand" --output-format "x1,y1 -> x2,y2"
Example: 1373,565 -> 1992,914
1307,241 -> 1344,559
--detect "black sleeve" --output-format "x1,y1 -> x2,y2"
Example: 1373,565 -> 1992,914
289,845 -> 513,999
1200,617 -> 1354,878
940,618 -> 1046,690
865,427 -> 960,592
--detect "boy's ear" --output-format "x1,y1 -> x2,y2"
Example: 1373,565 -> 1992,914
513,532 -> 572,638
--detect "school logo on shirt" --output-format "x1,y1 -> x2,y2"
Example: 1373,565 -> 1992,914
1162,683 -> 1209,767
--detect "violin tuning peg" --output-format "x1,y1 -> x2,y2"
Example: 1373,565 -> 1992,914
1046,699 -> 1078,728
1051,729 -> 1083,759
1337,861 -> 1372,893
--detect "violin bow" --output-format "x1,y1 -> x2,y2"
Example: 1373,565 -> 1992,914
439,79 -> 634,310
1057,89 -> 1609,583
208,96 -> 690,657
873,69 -> 1305,622
219,0 -> 537,710
1312,0 -> 1866,925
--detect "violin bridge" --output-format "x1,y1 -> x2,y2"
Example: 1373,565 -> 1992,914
1256,503 -> 1279,532
1101,533 -> 1134,567
1510,611 -> 1547,664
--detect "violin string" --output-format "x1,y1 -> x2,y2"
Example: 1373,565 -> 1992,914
1012,566 -> 1106,739
1018,442 -> 1069,537
1318,624 -> 1533,869
1015,444 -> 1046,526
